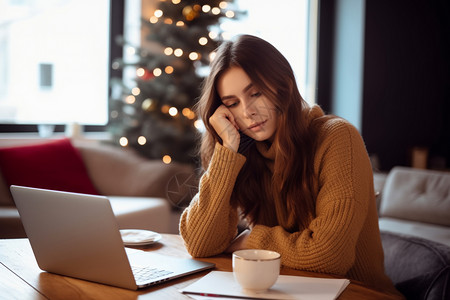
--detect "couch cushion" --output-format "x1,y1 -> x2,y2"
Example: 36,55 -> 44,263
379,217 -> 450,247
75,142 -> 196,207
380,167 -> 450,226
381,231 -> 450,300
0,138 -> 99,196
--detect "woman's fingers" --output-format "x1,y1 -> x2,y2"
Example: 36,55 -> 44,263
209,105 -> 240,152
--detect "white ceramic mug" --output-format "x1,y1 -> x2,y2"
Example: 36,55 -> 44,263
232,249 -> 281,292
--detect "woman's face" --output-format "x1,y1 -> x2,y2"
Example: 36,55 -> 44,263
216,67 -> 278,142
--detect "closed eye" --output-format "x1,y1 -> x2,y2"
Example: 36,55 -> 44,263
224,100 -> 239,108
251,92 -> 262,98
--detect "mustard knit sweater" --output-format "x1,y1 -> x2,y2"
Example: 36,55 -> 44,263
180,107 -> 401,296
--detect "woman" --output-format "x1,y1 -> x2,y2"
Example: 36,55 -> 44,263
180,35 -> 401,296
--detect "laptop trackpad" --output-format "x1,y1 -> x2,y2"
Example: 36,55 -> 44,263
126,250 -> 214,273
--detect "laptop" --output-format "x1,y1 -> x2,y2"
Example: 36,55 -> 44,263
10,185 -> 215,290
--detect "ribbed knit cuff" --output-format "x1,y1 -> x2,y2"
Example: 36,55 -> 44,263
208,143 -> 246,184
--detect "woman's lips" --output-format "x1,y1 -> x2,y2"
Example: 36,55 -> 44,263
248,120 -> 267,131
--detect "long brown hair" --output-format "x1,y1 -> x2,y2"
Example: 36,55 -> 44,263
196,35 -> 325,231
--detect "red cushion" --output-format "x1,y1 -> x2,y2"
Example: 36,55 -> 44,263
0,138 -> 99,195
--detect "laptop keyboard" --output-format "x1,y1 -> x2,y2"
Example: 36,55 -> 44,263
132,266 -> 174,283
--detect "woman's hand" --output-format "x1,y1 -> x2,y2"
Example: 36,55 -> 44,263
209,105 -> 240,152
225,229 -> 251,253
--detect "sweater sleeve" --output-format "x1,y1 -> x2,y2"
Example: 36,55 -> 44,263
179,143 -> 246,257
246,120 -> 373,276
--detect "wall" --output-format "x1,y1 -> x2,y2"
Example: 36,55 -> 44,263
317,0 -> 450,171
331,0 -> 365,131
362,0 -> 450,171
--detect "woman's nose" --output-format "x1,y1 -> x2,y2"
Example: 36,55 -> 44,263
243,102 -> 257,118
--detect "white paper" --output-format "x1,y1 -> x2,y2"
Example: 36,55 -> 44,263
180,271 -> 350,300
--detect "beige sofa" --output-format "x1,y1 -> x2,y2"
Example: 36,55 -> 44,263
374,166 -> 450,247
374,166 -> 450,299
0,139 -> 197,238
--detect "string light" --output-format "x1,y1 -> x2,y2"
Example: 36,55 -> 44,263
182,108 -> 196,119
198,37 -> 208,45
125,95 -> 135,104
209,31 -> 218,39
188,111 -> 196,119
225,11 -> 235,18
110,110 -> 118,118
119,137 -> 128,147
202,5 -> 211,13
194,120 -> 205,132
182,108 -> 191,117
137,136 -> 147,145
154,9 -> 163,18
161,105 -> 170,113
142,98 -> 155,111
153,68 -> 162,76
162,155 -> 172,164
219,1 -> 228,9
176,21 -> 185,26
126,47 -> 136,55
164,18 -> 173,24
209,51 -> 217,61
211,7 -> 221,15
189,52 -> 199,60
168,107 -> 178,116
112,61 -> 120,70
165,66 -> 174,74
174,48 -> 183,57
172,0 -> 180,4
136,68 -> 145,77
164,47 -> 173,55
131,87 -> 140,96
183,5 -> 199,21
149,16 -> 158,23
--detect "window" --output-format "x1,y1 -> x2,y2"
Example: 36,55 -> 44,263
220,0 -> 318,105
0,0 -> 112,127
0,0 -> 317,133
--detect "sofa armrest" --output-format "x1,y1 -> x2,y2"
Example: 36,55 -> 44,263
0,207 -> 25,238
0,169 -> 14,206
381,231 -> 450,300
109,196 -> 172,233
75,142 -> 197,203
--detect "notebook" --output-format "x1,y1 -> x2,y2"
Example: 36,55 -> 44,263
10,185 -> 215,290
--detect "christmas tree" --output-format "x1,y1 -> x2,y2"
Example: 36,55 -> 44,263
109,0 -> 241,165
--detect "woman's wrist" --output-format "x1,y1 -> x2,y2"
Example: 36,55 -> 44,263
222,140 -> 239,152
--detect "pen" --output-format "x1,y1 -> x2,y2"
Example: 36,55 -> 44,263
199,293 -> 220,297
